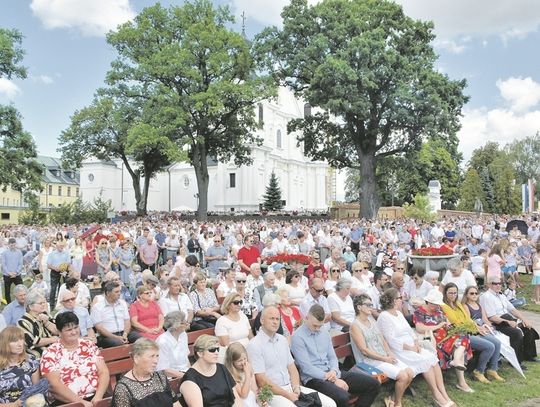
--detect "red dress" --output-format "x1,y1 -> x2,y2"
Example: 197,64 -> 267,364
82,239 -> 97,279
129,300 -> 164,340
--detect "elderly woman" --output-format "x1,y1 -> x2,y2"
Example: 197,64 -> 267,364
285,270 -> 305,305
156,311 -> 191,379
442,284 -> 504,386
216,268 -> 237,299
129,285 -> 164,341
189,272 -> 221,331
327,279 -> 355,333
112,338 -> 180,407
180,334 -> 237,407
414,288 -> 473,392
215,293 -> 253,348
276,288 -> 301,336
324,265 -> 342,295
17,290 -> 59,358
441,258 -> 476,300
0,326 -> 41,406
234,273 -> 257,319
377,288 -> 454,407
350,294 -> 414,407
40,312 -> 109,406
95,238 -> 112,278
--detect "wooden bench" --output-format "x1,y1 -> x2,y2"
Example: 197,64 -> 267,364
59,397 -> 112,407
101,344 -> 133,364
106,357 -> 134,392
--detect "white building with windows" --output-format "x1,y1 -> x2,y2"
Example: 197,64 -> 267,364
79,87 -> 331,212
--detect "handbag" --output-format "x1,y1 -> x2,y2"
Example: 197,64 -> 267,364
415,329 -> 437,353
354,362 -> 388,383
294,392 -> 322,407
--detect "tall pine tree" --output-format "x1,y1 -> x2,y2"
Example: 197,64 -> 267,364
263,172 -> 283,210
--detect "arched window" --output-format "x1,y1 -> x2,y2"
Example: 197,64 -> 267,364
258,103 -> 264,125
304,103 -> 312,118
277,130 -> 282,148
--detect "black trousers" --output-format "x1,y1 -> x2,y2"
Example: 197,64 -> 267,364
306,370 -> 381,407
3,274 -> 23,303
494,323 -> 539,362
49,271 -> 63,308
97,331 -> 141,348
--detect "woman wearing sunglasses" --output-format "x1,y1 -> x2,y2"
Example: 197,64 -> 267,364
215,293 -> 253,348
181,334 -> 238,407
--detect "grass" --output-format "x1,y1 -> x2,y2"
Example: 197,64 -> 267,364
518,274 -> 540,313
372,360 -> 540,407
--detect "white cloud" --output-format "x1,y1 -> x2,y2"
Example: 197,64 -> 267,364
0,78 -> 21,99
229,0 -> 320,26
496,77 -> 540,113
458,77 -> 540,160
433,38 -> 470,54
31,74 -> 54,85
30,0 -> 135,37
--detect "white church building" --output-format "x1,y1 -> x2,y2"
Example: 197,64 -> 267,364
79,87 -> 333,213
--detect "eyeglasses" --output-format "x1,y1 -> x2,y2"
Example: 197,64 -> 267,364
232,300 -> 243,305
491,282 -> 502,285
311,287 -> 324,293
62,297 -> 76,302
396,268 -> 404,271
236,280 -> 246,283
353,269 -> 362,272
331,269 -> 340,273
206,347 -> 220,353
214,240 -> 221,243
469,292 -> 479,295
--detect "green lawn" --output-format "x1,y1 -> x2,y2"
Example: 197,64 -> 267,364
518,274 -> 540,313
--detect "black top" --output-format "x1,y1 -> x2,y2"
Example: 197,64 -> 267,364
181,363 -> 235,407
112,371 -> 176,407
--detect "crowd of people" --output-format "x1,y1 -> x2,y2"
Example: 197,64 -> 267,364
0,215 -> 540,406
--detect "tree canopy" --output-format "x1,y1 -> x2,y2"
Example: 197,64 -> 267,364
0,28 -> 42,201
105,0 -> 275,220
255,0 -> 468,218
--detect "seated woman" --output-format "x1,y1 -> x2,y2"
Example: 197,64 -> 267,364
215,293 -> 253,348
224,342 -> 258,407
285,270 -> 306,305
17,290 -> 59,358
443,284 -> 504,385
189,272 -> 221,331
0,326 -> 41,406
40,311 -> 109,406
129,285 -> 164,341
350,294 -> 414,407
377,288 -> 455,407
414,288 -> 473,392
276,288 -> 301,336
216,269 -> 237,299
112,338 -> 180,407
327,279 -> 355,333
156,311 -> 191,379
180,335 -> 238,407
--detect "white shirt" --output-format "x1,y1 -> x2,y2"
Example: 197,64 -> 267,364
299,293 -> 331,331
91,299 -> 129,333
158,293 -> 193,317
441,269 -> 477,301
479,289 -> 515,318
156,331 -> 190,373
327,293 -> 355,330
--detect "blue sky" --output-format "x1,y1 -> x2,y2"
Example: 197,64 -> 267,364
2,0 -> 540,163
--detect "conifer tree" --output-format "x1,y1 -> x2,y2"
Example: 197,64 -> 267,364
263,172 -> 283,210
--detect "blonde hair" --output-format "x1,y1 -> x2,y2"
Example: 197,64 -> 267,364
224,342 -> 248,383
0,326 -> 27,369
193,335 -> 219,360
221,292 -> 242,314
136,284 -> 151,298
131,337 -> 159,358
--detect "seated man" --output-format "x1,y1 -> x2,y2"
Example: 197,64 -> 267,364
291,305 -> 381,407
247,305 -> 336,407
91,281 -> 139,348
58,289 -> 96,343
40,311 -> 109,406
1,284 -> 27,326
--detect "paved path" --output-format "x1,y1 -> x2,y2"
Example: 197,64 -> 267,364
522,310 -> 540,353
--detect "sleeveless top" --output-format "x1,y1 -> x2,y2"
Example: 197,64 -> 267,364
350,317 -> 387,363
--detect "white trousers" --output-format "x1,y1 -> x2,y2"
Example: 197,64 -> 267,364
269,384 -> 337,407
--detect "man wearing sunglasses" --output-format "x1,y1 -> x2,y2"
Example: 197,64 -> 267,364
480,277 -> 539,367
299,278 -> 331,331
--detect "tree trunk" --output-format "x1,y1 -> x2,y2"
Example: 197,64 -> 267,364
192,143 -> 209,221
140,169 -> 151,217
358,151 -> 379,219
120,155 -> 146,216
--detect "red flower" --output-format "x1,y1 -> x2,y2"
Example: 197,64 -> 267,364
265,253 -> 311,265
412,246 -> 454,256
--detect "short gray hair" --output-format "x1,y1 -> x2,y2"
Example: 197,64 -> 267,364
335,278 -> 352,292
14,284 -> 28,295
447,257 -> 462,272
263,271 -> 275,281
25,289 -> 46,310
132,337 -> 159,357
262,293 -> 281,307
163,310 -> 186,331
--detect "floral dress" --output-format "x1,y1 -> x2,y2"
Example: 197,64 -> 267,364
413,305 -> 472,369
0,356 -> 39,403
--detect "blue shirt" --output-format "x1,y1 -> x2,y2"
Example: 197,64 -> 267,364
2,300 -> 26,326
349,229 -> 363,243
291,323 -> 340,384
1,248 -> 23,275
47,249 -> 71,269
58,306 -> 93,337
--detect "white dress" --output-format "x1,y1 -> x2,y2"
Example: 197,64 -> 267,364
327,293 -> 355,330
376,310 -> 438,376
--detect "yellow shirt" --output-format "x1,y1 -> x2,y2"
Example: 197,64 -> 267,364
441,302 -> 478,334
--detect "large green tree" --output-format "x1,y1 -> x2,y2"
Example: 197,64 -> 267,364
0,29 -> 42,201
106,1 -> 275,220
255,0 -> 467,218
457,168 -> 485,212
505,133 -> 540,185
59,90 -> 181,215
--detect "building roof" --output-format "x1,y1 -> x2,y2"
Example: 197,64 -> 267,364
37,156 -> 80,185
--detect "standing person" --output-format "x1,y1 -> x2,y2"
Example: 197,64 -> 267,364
154,226 -> 167,266
246,305 -> 336,407
292,304 -> 381,407
532,246 -> 540,305
187,232 -> 202,264
1,238 -> 23,304
2,284 -> 27,326
237,235 -> 261,275
47,241 -> 72,310
486,244 -> 505,283
139,236 -> 159,273
70,237 -> 86,274
206,235 -> 229,280
38,237 -> 54,289
119,240 -> 135,287
95,239 -> 112,279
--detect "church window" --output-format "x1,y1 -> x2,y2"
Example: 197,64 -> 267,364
229,173 -> 236,188
258,103 -> 264,125
304,103 -> 312,117
277,130 -> 282,148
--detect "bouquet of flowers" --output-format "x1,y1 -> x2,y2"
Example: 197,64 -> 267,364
257,384 -> 274,405
58,262 -> 70,277
412,246 -> 454,256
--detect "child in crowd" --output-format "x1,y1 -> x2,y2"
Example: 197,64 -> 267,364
504,280 -> 526,308
30,273 -> 50,300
